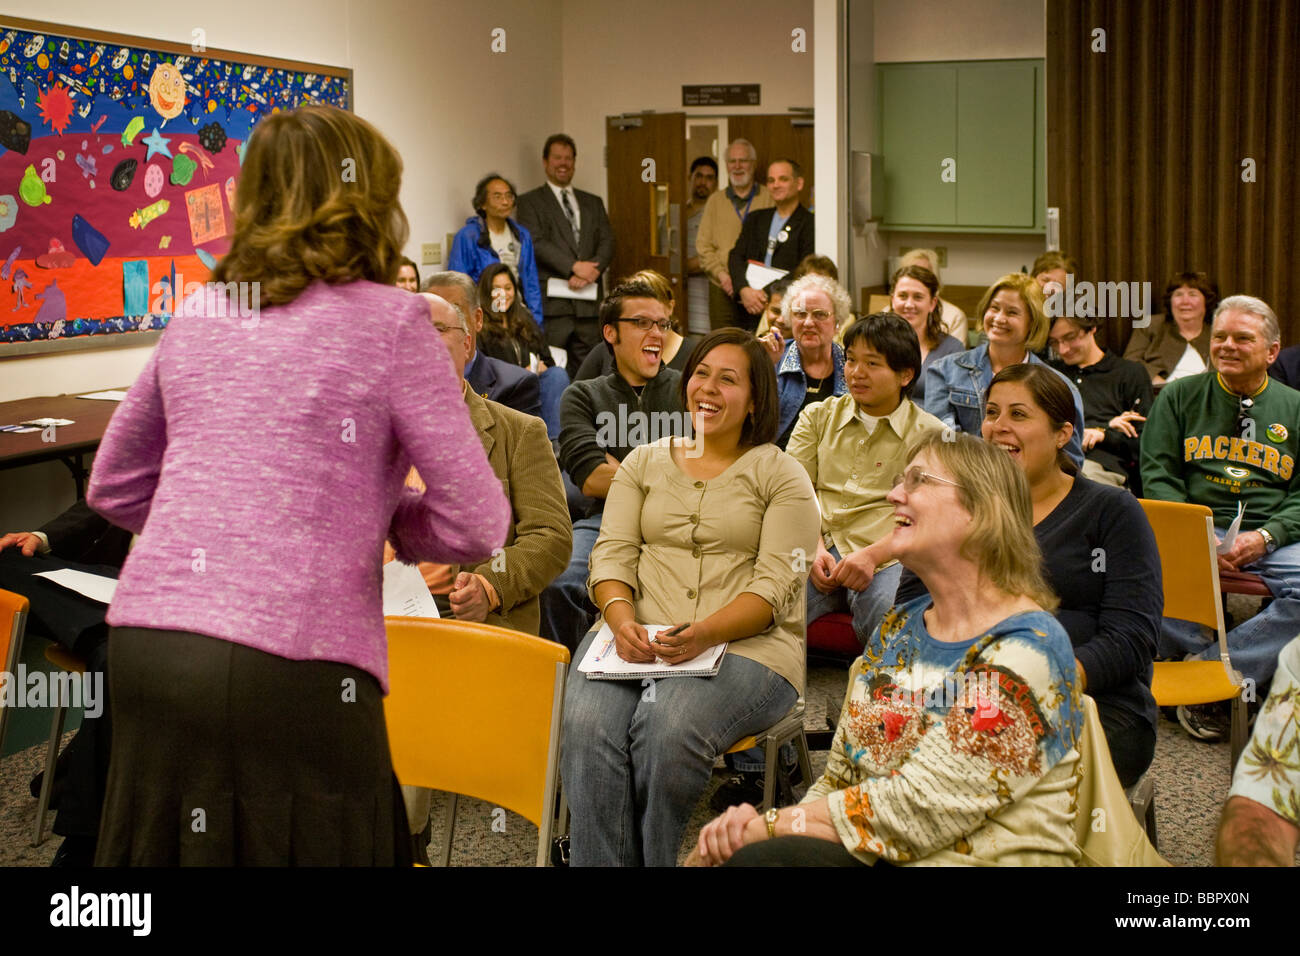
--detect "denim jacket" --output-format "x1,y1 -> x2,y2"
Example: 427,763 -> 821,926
777,341 -> 846,442
921,343 -> 1087,468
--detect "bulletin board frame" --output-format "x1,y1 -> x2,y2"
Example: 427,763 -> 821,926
0,16 -> 352,357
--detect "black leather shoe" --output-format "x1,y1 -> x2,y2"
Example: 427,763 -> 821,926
50,836 -> 96,867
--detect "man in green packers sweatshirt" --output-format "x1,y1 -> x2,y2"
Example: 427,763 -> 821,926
1141,294 -> 1300,742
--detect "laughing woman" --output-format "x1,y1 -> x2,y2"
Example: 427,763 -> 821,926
922,272 -> 1088,469
561,328 -> 819,866
693,433 -> 1083,867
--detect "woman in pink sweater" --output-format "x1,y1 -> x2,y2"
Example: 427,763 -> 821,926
86,105 -> 509,866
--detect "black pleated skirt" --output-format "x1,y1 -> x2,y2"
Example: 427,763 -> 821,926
95,627 -> 412,867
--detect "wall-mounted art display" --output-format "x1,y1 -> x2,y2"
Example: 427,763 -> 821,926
0,17 -> 351,354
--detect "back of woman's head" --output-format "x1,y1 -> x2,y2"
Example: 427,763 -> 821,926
985,363 -> 1078,476
904,430 -> 1057,611
213,104 -> 408,306
976,273 -> 1049,351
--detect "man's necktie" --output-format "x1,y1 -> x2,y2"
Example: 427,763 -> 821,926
561,189 -> 580,245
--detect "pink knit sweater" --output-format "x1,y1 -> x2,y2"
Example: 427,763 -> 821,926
87,280 -> 510,690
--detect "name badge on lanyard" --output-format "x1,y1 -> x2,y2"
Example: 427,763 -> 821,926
766,227 -> 790,255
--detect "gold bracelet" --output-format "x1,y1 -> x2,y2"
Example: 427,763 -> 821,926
601,596 -> 634,617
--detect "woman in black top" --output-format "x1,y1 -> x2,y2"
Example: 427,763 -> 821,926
477,262 -> 550,370
981,363 -> 1161,785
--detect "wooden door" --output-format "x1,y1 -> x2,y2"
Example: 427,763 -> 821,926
726,114 -> 816,211
605,113 -> 687,321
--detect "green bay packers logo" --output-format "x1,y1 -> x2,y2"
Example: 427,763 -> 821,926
1268,423 -> 1289,443
1225,466 -> 1251,479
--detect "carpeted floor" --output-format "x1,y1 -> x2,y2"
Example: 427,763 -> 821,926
1,659 -> 1277,868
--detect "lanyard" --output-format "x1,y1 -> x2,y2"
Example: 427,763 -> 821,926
732,189 -> 755,222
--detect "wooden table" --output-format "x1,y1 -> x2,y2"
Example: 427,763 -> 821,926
0,392 -> 125,498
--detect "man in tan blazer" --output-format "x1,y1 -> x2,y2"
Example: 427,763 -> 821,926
390,293 -> 572,636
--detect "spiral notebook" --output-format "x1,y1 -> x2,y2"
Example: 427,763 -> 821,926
578,622 -> 727,680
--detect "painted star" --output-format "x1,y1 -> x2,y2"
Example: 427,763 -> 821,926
142,127 -> 172,161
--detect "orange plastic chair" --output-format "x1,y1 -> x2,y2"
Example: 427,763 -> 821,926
1137,499 -> 1249,765
383,616 -> 569,867
0,589 -> 31,757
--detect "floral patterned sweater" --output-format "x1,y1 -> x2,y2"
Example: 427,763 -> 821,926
802,596 -> 1084,865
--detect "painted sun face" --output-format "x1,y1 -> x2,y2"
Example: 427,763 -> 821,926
149,63 -> 187,120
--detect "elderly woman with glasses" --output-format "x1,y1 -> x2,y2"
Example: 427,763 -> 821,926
759,273 -> 851,449
691,432 -> 1083,867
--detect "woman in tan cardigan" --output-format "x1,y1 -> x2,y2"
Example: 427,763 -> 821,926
1123,271 -> 1218,387
561,327 -> 819,866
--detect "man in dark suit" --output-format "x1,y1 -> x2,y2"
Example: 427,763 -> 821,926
515,134 -> 615,372
728,158 -> 815,334
424,271 -> 543,420
0,499 -> 129,866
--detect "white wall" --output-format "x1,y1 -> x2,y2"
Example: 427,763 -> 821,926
0,0 -> 562,532
559,0 -> 815,203
851,0 -> 1048,299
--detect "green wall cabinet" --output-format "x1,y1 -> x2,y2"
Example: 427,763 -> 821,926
877,59 -> 1045,234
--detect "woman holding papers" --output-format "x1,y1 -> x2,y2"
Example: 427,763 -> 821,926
561,328 -> 819,866
86,105 -> 509,866
692,433 -> 1084,866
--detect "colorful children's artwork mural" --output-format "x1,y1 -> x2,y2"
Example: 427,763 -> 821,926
0,19 -> 351,351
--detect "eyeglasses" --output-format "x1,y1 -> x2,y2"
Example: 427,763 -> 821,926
1236,395 -> 1254,437
616,317 -> 672,332
433,322 -> 467,335
891,466 -> 961,493
487,190 -> 515,201
791,309 -> 833,324
1048,328 -> 1087,350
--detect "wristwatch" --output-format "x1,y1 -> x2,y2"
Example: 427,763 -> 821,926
1258,528 -> 1278,553
765,807 -> 780,839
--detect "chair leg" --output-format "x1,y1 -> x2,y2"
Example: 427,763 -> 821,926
1144,793 -> 1159,852
795,731 -> 813,792
436,792 -> 457,867
32,703 -> 67,847
761,736 -> 778,812
1229,696 -> 1248,768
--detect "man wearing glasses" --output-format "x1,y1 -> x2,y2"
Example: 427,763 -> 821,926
696,139 -> 774,331
1141,295 -> 1300,742
1048,312 -> 1153,489
540,275 -> 687,650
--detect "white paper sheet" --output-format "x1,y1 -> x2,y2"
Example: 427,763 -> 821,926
34,568 -> 118,604
744,260 -> 788,291
546,278 -> 598,301
382,560 -> 441,618
1217,501 -> 1246,555
578,621 -> 726,679
77,390 -> 129,401
548,346 -> 568,370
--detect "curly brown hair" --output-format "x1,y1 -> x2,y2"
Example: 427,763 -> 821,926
211,104 -> 409,307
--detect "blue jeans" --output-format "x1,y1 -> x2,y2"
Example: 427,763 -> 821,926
1159,530 -> 1300,687
805,546 -> 904,644
539,514 -> 602,650
538,366 -> 567,441
561,629 -> 798,866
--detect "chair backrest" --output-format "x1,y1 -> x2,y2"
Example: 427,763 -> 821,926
1074,695 -> 1167,866
1136,499 -> 1226,634
383,616 -> 569,829
0,589 -> 31,751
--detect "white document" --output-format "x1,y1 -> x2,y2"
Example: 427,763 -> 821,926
1217,501 -> 1247,555
744,260 -> 788,291
546,277 -> 598,302
382,560 -> 441,619
578,621 -> 726,679
78,390 -> 129,401
548,346 -> 568,370
34,568 -> 118,605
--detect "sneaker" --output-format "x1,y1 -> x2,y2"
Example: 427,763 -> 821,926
710,772 -> 766,813
1177,703 -> 1230,742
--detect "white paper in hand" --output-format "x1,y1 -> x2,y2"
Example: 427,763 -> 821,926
1217,500 -> 1246,555
34,568 -> 118,604
382,560 -> 441,618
